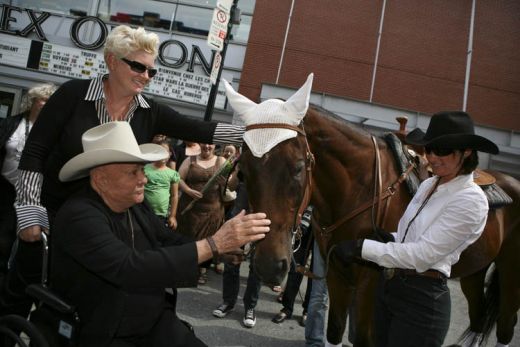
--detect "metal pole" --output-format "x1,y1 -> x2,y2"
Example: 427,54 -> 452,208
463,0 -> 476,112
204,0 -> 239,121
276,0 -> 295,84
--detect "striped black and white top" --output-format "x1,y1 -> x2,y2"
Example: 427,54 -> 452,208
15,75 -> 244,232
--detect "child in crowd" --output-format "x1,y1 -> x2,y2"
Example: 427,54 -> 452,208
144,138 -> 180,229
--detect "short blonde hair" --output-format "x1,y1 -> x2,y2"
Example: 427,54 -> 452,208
104,25 -> 159,60
21,83 -> 57,112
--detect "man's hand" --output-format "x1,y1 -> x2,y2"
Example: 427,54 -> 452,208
19,225 -> 47,242
212,210 -> 270,254
333,239 -> 364,264
196,210 -> 270,264
374,227 -> 395,243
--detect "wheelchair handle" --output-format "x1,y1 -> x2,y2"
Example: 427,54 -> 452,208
41,232 -> 49,287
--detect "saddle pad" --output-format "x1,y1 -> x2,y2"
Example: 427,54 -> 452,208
481,183 -> 513,209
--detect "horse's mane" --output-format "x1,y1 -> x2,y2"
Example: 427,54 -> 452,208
307,103 -> 373,138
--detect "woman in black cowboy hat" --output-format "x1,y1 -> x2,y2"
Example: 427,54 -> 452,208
333,111 -> 499,347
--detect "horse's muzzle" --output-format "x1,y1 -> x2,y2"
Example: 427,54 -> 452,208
253,256 -> 289,285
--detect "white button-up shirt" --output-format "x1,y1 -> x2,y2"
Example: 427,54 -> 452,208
362,173 -> 488,277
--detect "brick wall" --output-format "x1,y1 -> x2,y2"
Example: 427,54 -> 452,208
240,0 -> 520,130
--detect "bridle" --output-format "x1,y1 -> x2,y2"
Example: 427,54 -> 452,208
245,122 -> 315,250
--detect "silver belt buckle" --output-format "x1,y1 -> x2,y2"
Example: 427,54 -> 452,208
383,268 -> 395,280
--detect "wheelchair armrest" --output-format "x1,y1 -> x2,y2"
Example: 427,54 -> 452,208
26,284 -> 76,314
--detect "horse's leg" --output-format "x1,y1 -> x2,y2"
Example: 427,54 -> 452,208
460,266 -> 489,341
495,232 -> 520,345
496,268 -> 519,345
350,267 -> 378,347
325,265 -> 353,346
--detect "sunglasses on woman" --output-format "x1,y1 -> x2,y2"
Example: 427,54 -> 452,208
424,146 -> 455,156
120,58 -> 158,78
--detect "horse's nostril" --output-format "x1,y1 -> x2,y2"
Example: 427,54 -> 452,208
276,259 -> 288,275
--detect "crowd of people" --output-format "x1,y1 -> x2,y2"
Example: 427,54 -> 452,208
0,23 -> 503,347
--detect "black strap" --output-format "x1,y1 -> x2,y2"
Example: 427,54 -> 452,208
401,177 -> 441,243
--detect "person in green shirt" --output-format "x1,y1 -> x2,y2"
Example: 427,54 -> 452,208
144,139 -> 180,229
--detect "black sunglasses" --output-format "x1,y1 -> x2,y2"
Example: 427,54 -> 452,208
424,146 -> 455,156
120,58 -> 157,78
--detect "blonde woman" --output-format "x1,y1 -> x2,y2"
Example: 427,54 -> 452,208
0,83 -> 57,274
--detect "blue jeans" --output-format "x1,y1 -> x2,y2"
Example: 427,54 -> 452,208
305,240 -> 328,347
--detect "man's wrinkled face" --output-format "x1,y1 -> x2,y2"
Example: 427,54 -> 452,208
93,163 -> 147,209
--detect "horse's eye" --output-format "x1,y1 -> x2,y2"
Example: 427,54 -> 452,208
294,161 -> 305,180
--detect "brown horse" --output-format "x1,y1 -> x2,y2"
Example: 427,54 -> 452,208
239,105 -> 520,346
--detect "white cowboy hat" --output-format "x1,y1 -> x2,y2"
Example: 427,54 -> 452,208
59,122 -> 168,182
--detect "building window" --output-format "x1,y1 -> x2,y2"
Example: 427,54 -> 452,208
175,5 -> 212,36
96,0 -> 254,43
230,13 -> 252,42
98,0 -> 177,30
8,0 -> 89,16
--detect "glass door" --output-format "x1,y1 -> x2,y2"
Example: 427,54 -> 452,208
0,86 -> 22,120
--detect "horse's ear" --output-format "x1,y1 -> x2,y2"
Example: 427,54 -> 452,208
285,73 -> 313,120
223,79 -> 257,117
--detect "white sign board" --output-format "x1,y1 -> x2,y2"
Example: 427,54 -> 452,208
0,33 -> 227,109
39,42 -> 107,78
207,8 -> 229,51
210,52 -> 222,85
0,34 -> 31,68
217,0 -> 234,13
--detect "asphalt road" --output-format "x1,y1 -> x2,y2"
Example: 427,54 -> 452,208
177,262 -> 520,347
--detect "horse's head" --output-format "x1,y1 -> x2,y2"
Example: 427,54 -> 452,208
224,74 -> 314,285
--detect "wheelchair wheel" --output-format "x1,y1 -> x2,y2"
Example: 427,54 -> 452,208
0,314 -> 49,347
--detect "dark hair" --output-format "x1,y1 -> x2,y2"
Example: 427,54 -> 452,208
460,150 -> 479,174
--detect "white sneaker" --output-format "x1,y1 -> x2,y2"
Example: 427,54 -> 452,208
243,308 -> 256,328
212,303 -> 234,318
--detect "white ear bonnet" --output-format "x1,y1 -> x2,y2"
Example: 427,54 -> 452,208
223,73 -> 313,157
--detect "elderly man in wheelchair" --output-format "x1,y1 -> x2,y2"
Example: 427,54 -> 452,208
0,122 -> 270,347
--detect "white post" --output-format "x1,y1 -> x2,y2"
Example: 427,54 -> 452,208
276,0 -> 296,84
369,0 -> 387,103
463,0 -> 477,111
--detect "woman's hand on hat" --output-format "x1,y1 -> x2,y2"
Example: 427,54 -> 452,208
213,210 -> 270,254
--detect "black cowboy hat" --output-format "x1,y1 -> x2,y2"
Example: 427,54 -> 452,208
405,111 -> 499,154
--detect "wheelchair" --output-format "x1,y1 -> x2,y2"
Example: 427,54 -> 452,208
0,233 -> 80,347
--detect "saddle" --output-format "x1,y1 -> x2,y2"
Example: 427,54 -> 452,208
384,133 -> 513,209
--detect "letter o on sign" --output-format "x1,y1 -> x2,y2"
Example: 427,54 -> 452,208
70,16 -> 108,50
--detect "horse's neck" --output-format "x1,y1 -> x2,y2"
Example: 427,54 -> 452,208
306,113 -> 375,176
306,115 -> 373,209
306,112 -> 404,231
